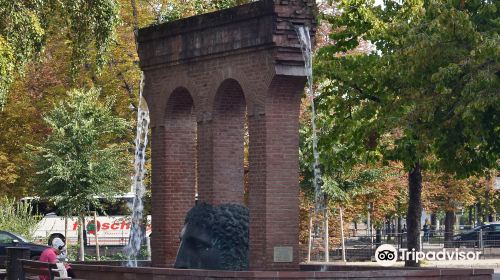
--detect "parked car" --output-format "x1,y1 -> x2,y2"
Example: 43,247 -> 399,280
452,222 -> 500,248
0,230 -> 50,267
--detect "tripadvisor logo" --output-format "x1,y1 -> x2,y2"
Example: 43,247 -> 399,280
375,244 -> 398,267
375,244 -> 482,267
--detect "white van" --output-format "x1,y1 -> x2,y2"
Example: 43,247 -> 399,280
23,195 -> 151,246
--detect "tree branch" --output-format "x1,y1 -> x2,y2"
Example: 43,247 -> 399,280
330,73 -> 382,103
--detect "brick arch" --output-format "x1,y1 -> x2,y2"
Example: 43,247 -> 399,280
151,87 -> 197,267
165,87 -> 196,120
210,78 -> 246,205
205,70 -> 257,117
139,0 -> 316,270
165,74 -> 202,122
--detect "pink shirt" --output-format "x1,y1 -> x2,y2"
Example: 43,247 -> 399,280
38,248 -> 58,280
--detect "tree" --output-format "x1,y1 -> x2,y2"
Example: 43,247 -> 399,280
422,172 -> 475,241
0,0 -> 120,108
157,0 -> 250,23
316,0 -> 499,266
32,87 -> 130,260
0,0 -> 156,199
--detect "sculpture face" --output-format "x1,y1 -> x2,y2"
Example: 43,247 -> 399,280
173,203 -> 249,271
174,223 -> 222,269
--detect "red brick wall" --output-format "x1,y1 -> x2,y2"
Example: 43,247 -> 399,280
151,88 -> 196,267
70,263 -> 495,279
248,76 -> 305,270
139,0 -> 316,270
145,47 -> 306,269
212,79 -> 246,205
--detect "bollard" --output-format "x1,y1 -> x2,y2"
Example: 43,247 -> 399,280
6,247 -> 30,280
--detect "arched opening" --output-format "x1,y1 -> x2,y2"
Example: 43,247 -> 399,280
151,87 -> 196,267
211,79 -> 246,205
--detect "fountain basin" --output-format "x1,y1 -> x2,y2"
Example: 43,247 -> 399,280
70,263 -> 493,279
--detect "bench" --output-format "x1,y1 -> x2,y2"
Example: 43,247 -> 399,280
19,259 -> 70,280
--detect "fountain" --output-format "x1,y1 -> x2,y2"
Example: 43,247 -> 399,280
65,1 -> 493,279
124,75 -> 150,267
295,25 -> 323,210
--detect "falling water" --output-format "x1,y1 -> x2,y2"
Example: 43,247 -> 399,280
125,74 -> 150,267
295,25 -> 324,210
296,24 -> 330,263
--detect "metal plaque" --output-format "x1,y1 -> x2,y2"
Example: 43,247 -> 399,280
273,246 -> 293,262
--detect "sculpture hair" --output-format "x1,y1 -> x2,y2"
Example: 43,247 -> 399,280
185,203 -> 249,270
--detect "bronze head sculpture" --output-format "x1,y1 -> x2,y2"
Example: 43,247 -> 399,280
174,203 -> 249,270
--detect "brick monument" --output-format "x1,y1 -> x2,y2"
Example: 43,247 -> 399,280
137,0 -> 316,270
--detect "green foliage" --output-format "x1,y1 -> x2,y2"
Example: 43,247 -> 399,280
0,196 -> 41,240
316,0 -> 499,177
159,0 -> 251,22
0,152 -> 18,189
32,87 -> 131,216
323,168 -> 386,203
57,0 -> 120,74
0,0 -> 45,107
311,0 -> 499,263
0,0 -> 120,108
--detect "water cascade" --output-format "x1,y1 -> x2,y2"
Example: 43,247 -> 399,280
295,25 -> 329,262
125,75 -> 150,267
295,25 -> 324,210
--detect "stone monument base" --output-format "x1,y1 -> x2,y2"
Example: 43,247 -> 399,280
70,263 -> 493,280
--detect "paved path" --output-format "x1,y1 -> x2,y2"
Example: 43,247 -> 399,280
318,260 -> 500,279
423,259 -> 500,268
320,259 -> 500,268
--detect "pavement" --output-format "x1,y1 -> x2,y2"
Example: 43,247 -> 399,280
322,259 -> 500,279
322,259 -> 500,268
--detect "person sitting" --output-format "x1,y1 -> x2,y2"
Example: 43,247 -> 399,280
39,237 -> 75,279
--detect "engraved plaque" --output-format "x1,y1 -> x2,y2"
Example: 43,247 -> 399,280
273,246 -> 293,262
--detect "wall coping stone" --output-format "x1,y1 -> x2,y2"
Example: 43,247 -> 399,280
137,0 -> 316,70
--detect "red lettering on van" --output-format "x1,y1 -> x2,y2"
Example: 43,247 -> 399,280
111,223 -> 119,230
101,223 -> 109,230
73,222 -> 78,231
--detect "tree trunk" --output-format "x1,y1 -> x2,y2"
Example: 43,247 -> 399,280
477,202 -> 482,225
468,207 -> 473,227
444,210 -> 455,243
79,214 -> 85,261
339,206 -> 346,262
367,203 -> 372,246
64,217 -> 69,261
94,211 -> 100,261
324,209 -> 329,262
397,216 -> 402,233
485,186 -> 493,222
386,217 -> 392,241
405,162 -> 422,267
430,213 -> 437,237
375,228 -> 382,246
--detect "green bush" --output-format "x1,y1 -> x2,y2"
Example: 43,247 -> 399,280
0,196 -> 41,240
